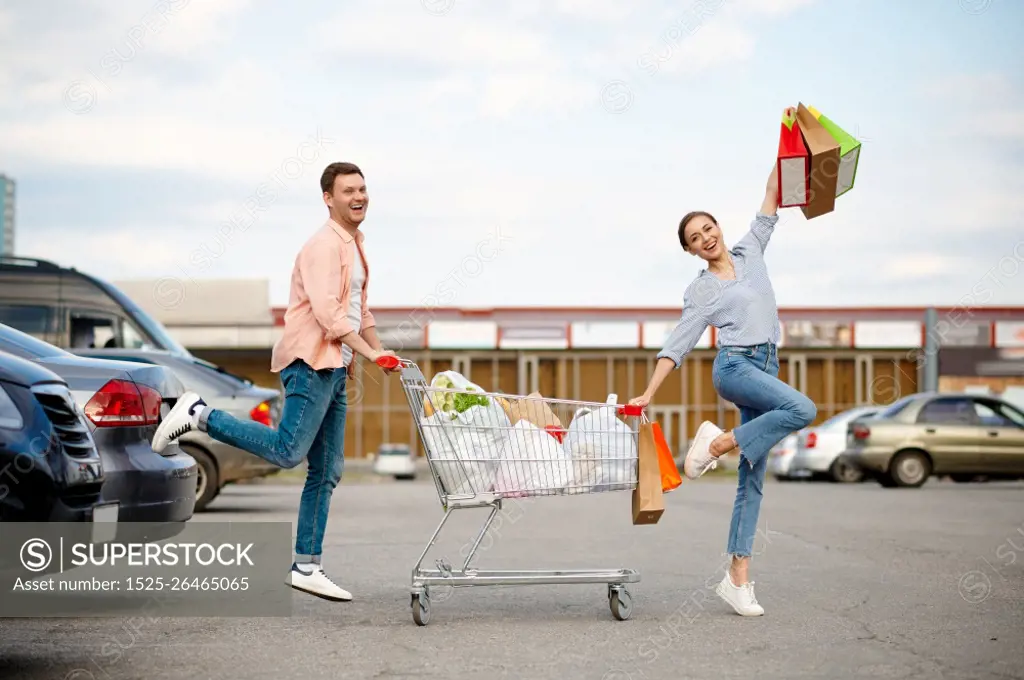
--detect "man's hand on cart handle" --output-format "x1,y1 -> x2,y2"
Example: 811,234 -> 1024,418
373,351 -> 402,373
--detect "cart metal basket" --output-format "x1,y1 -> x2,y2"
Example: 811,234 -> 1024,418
382,356 -> 645,626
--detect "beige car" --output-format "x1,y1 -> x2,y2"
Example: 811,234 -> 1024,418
844,392 -> 1024,488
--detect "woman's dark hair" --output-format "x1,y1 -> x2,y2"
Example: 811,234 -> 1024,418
678,211 -> 717,251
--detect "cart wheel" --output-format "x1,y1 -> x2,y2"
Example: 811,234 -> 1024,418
411,594 -> 431,626
609,588 -> 632,621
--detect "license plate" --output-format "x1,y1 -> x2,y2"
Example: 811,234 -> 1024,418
92,503 -> 119,544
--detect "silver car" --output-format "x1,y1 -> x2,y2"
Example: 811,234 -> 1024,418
72,348 -> 282,510
788,406 -> 880,483
768,433 -> 800,481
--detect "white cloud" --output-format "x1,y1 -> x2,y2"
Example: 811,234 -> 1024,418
637,19 -> 756,76
735,0 -> 819,15
315,5 -> 559,70
141,0 -> 252,58
920,72 -> 1024,142
883,254 -> 972,281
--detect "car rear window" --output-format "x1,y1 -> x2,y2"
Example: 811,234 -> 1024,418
878,397 -> 915,418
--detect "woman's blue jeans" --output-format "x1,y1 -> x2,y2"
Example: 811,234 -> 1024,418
712,343 -> 816,557
199,359 -> 348,563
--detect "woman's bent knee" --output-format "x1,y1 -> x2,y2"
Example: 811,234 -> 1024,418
792,396 -> 817,428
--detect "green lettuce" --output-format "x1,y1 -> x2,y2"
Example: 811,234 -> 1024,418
430,375 -> 490,419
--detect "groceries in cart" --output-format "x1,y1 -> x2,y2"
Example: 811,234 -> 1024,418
417,371 -> 642,498
563,394 -> 638,494
419,371 -> 509,496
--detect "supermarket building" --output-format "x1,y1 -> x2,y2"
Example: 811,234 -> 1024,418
114,279 -> 1024,458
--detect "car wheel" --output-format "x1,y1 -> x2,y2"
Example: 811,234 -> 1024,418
888,450 -> 932,488
829,456 -> 864,484
182,446 -> 220,511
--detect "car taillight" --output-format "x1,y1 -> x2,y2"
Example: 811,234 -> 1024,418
806,432 -> 817,448
851,424 -> 870,440
250,401 -> 272,427
84,379 -> 161,427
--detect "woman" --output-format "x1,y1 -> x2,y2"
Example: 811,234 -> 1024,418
629,160 -> 817,617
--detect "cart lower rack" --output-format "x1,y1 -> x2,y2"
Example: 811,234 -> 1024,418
385,357 -> 645,626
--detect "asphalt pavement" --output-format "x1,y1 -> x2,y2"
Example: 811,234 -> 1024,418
2,472 -> 1022,680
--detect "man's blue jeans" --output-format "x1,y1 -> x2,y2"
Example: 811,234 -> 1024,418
712,343 -> 816,557
198,359 -> 348,563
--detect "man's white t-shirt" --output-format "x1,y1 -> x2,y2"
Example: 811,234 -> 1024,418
341,246 -> 365,367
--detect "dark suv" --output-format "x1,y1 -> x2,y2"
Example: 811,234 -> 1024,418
0,351 -> 109,522
0,256 -> 192,356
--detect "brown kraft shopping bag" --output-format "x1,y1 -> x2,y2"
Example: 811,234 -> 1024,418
795,102 -> 841,219
632,422 -> 665,525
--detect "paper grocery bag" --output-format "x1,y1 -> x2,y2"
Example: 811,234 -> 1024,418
807,105 -> 861,198
776,107 -> 809,208
795,102 -> 841,219
632,422 -> 665,525
506,393 -> 566,439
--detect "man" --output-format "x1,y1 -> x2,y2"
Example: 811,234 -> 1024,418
152,161 -> 396,602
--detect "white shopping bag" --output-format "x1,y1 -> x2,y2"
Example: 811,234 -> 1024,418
493,421 -> 575,497
419,371 -> 510,495
562,394 -> 637,493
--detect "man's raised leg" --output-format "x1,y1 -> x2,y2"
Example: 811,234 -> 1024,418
152,360 -> 330,468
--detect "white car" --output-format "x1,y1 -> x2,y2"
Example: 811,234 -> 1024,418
768,433 -> 801,481
372,443 -> 417,480
788,406 -> 880,482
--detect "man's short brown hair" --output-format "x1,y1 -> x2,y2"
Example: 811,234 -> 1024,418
320,162 -> 364,194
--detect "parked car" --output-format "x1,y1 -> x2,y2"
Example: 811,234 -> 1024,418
844,392 -> 1024,488
0,351 -> 108,522
0,323 -> 198,526
768,433 -> 800,481
69,347 -> 282,510
372,443 -> 417,480
0,255 -> 192,356
788,406 -> 880,483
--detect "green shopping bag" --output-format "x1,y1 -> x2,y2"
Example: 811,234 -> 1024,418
807,106 -> 861,197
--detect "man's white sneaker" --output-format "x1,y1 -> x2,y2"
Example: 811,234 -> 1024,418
683,420 -> 724,479
152,391 -> 206,453
285,564 -> 352,602
715,573 -> 764,617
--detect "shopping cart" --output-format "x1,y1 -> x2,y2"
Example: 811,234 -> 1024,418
378,355 -> 645,626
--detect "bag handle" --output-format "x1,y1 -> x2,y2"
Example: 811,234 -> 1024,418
782,106 -> 797,130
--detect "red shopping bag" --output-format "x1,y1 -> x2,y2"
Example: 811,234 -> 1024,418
777,106 -> 810,208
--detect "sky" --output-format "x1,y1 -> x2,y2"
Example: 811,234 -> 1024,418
2,0 -> 1023,311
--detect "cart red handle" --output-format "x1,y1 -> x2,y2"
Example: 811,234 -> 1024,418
617,404 -> 644,417
375,355 -> 404,370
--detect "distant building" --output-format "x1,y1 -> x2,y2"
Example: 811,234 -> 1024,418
107,276 -> 1024,457
0,174 -> 14,257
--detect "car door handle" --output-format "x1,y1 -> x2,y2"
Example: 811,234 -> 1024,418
988,431 -> 999,437
925,428 -> 936,434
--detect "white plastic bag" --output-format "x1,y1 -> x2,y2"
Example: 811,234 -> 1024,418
562,394 -> 637,493
419,371 -> 510,495
493,421 -> 575,497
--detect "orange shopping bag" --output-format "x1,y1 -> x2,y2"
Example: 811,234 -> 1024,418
649,418 -> 682,493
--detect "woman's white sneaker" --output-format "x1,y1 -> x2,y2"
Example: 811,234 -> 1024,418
683,421 -> 724,479
715,572 -> 764,616
285,564 -> 352,602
